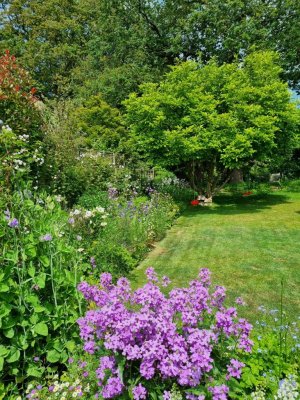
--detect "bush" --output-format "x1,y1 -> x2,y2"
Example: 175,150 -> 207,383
85,192 -> 179,277
74,268 -> 252,399
0,50 -> 41,139
0,190 -> 88,392
240,305 -> 300,398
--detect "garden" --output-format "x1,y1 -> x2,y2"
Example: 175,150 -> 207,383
0,1 -> 300,399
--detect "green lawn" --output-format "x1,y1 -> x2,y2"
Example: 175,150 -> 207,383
131,190 -> 300,321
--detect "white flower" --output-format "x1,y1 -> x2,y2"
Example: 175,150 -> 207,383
100,222 -> 107,227
95,206 -> 105,213
84,210 -> 93,218
73,209 -> 81,215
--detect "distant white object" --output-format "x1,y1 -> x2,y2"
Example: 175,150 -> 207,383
270,173 -> 281,182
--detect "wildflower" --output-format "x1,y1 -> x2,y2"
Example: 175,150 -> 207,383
226,359 -> 245,380
162,275 -> 171,287
69,217 -> 75,224
77,235 -> 82,241
132,383 -> 147,400
68,358 -> 74,364
235,297 -> 246,306
85,210 -> 93,218
40,233 -> 52,241
8,218 -> 19,228
100,222 -> 107,227
208,385 -> 229,400
90,257 -> 96,269
4,209 -> 10,220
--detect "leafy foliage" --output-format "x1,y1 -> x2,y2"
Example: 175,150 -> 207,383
125,51 -> 300,196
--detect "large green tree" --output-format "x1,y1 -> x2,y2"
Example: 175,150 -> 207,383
1,0 -> 299,102
124,51 -> 300,197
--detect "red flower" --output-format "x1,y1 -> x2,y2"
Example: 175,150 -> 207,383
30,87 -> 37,95
190,199 -> 199,206
242,191 -> 253,197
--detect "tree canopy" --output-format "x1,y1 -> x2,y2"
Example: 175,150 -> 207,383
0,0 -> 299,103
124,51 -> 300,196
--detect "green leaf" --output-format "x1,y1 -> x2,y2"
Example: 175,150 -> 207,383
4,328 -> 14,338
0,357 -> 3,372
28,264 -> 35,278
0,284 -> 9,293
0,346 -> 8,357
65,340 -> 76,352
35,272 -> 46,289
46,349 -> 61,363
39,255 -> 50,267
27,365 -> 43,378
6,348 -> 20,363
34,322 -> 48,336
25,245 -> 37,258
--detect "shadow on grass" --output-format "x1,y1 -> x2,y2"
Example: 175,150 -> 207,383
184,193 -> 292,216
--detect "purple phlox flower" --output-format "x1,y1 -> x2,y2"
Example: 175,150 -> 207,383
40,233 -> 52,242
4,209 -> 10,220
90,256 -> 97,269
37,385 -> 42,390
186,394 -> 205,400
199,268 -> 211,286
163,391 -> 171,400
79,361 -> 87,368
101,376 -> 124,399
83,371 -> 89,377
226,358 -> 245,380
48,385 -> 54,392
235,297 -> 246,306
68,217 -> 75,224
33,356 -> 40,362
146,267 -> 158,282
208,385 -> 229,400
68,357 -> 74,363
162,275 -> 171,287
132,383 -> 147,400
212,285 -> 226,308
100,272 -> 113,289
8,218 -> 19,228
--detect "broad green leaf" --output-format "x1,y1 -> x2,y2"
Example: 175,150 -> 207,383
0,284 -> 9,293
6,348 -> 20,363
25,245 -> 37,258
0,357 -> 3,372
34,322 -> 48,336
0,346 -> 8,357
28,264 -> 35,278
35,272 -> 46,288
4,328 -> 14,338
39,256 -> 50,267
46,349 -> 61,363
27,365 -> 43,378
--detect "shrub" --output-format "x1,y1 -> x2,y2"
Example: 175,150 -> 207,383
0,125 -> 43,193
0,50 -> 41,138
239,305 -> 300,398
0,190 -> 88,391
75,268 -> 252,399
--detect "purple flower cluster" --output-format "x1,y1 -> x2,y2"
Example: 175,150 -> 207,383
77,268 -> 252,399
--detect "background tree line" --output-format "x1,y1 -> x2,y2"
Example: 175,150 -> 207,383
0,0 -> 299,105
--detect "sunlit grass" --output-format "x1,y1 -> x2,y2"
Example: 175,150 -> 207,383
131,190 -> 300,321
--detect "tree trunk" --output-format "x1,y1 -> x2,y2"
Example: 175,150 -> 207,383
229,169 -> 243,184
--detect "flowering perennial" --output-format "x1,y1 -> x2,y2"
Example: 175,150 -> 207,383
77,268 -> 252,399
